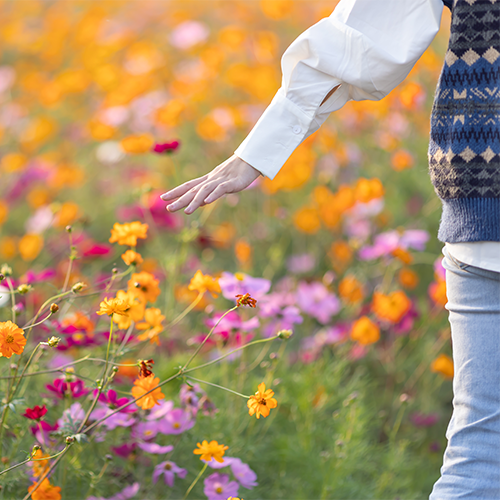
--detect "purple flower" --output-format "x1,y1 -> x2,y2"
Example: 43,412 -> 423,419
286,253 -> 316,274
258,292 -> 303,338
205,456 -> 233,469
152,460 -> 187,487
137,442 -> 174,454
87,482 -> 140,500
295,281 -> 340,324
57,402 -> 85,433
95,389 -> 136,414
218,272 -> 271,302
203,472 -> 239,500
205,310 -> 260,335
111,443 -> 136,458
158,408 -> 195,435
90,407 -> 135,431
392,302 -> 419,335
229,458 -> 258,489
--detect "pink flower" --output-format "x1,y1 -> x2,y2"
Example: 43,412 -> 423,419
358,229 -> 429,260
23,405 -> 47,421
229,457 -> 258,489
153,460 -> 187,487
295,281 -> 340,324
158,408 -> 195,435
203,473 -> 239,500
46,378 -> 89,399
169,20 -> 209,50
218,272 -> 271,302
138,442 -> 174,454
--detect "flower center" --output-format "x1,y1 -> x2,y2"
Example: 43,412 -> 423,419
5,335 -> 14,344
145,430 -> 153,436
215,486 -> 223,494
258,398 -> 267,405
173,422 -> 180,428
164,462 -> 172,470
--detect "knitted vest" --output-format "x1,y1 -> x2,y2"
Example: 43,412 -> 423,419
428,0 -> 500,242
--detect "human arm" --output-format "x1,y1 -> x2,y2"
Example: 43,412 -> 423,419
161,0 -> 445,214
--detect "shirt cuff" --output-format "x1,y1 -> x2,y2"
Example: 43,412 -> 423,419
233,87 -> 316,181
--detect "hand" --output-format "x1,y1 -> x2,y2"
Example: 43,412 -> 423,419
160,154 -> 262,214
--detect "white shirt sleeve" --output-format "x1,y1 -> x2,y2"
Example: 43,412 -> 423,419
234,0 -> 444,180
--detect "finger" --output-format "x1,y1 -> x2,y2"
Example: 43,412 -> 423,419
160,176 -> 207,201
203,181 -> 233,204
184,182 -> 220,214
166,186 -> 201,212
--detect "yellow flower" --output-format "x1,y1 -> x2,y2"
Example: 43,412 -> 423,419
193,440 -> 228,463
112,290 -> 145,329
128,272 -> 161,304
96,297 -> 129,317
247,382 -> 278,419
131,374 -> 165,410
120,133 -> 154,153
136,308 -> 165,345
188,270 -> 221,298
371,290 -> 411,324
27,478 -> 61,500
431,354 -> 454,379
109,221 -> 148,247
0,321 -> 26,358
121,250 -> 143,266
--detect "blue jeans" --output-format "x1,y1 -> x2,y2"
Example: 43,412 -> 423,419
429,246 -> 500,499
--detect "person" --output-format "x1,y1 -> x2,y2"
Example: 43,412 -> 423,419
160,0 -> 500,497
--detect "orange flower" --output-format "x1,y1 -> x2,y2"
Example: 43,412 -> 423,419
188,270 -> 221,298
96,297 -> 129,317
109,221 -> 148,247
136,308 -> 165,345
329,241 -> 353,269
31,449 -> 50,478
371,290 -> 411,323
391,247 -> 413,265
354,178 -> 384,203
293,206 -> 321,234
431,354 -> 454,379
121,250 -> 143,266
0,200 -> 8,225
235,239 -> 252,267
120,133 -> 154,153
61,312 -> 94,334
0,321 -> 26,358
429,280 -> 447,308
19,233 -> 43,262
128,272 -> 161,303
112,290 -> 146,329
54,202 -> 80,228
391,150 -> 414,172
117,358 -> 138,379
27,478 -> 61,500
193,439 -> 228,463
338,276 -> 364,304
131,374 -> 165,410
247,382 -> 278,419
398,268 -> 419,289
350,316 -> 380,345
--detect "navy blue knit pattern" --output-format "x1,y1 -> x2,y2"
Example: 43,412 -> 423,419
429,0 -> 500,242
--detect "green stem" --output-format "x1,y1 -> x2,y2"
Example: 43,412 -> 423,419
185,375 -> 249,399
166,292 -> 203,329
183,462 -> 208,500
21,311 -> 53,330
5,277 -> 16,323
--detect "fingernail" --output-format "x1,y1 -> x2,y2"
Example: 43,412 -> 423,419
204,197 -> 212,203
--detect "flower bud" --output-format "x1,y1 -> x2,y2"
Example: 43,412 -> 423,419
71,282 -> 86,293
32,444 -> 41,453
47,336 -> 61,347
50,303 -> 59,313
65,225 -> 72,233
399,393 -> 410,404
0,274 -> 4,281
17,284 -> 32,295
112,267 -> 119,274
277,329 -> 293,340
0,264 -> 12,277
65,436 -> 75,444
105,454 -> 113,461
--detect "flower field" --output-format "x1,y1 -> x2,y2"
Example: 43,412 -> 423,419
0,1 -> 455,499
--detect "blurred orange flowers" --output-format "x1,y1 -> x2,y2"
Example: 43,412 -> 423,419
131,374 -> 165,410
109,221 -> 148,247
128,272 -> 161,303
350,316 -> 380,346
188,270 -> 221,298
247,382 -> 278,419
371,290 -> 411,323
193,439 -> 228,463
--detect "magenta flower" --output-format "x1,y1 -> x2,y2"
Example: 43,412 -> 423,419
218,272 -> 271,302
82,242 -> 113,258
392,302 -> 419,335
23,405 -> 47,421
152,460 -> 187,487
46,378 -> 89,399
152,140 -> 180,154
158,408 -> 195,435
30,420 -> 58,445
131,421 -> 161,441
410,412 -> 440,428
111,443 -> 137,458
203,473 -> 239,500
295,281 -> 340,324
137,442 -> 174,454
95,389 -> 136,413
230,457 -> 258,489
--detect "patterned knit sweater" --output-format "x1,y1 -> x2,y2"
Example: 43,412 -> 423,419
429,0 -> 500,242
